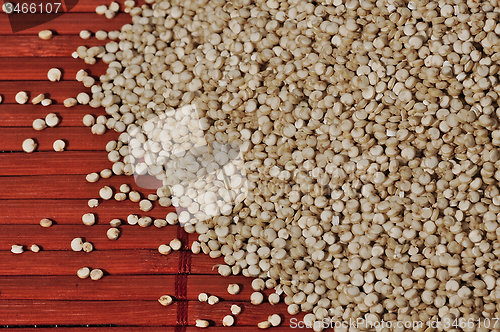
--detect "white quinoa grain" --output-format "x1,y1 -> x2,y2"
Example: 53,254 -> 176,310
22,138 -> 37,153
86,172 -> 99,183
79,30 -> 92,39
77,267 -> 90,279
38,30 -> 53,40
41,98 -> 52,106
11,245 -> 23,254
158,295 -> 173,306
90,269 -> 103,280
31,93 -> 45,104
158,244 -> 171,255
107,228 -> 120,240
82,242 -> 93,252
105,9 -> 115,19
88,199 -> 99,208
268,314 -> 281,327
45,113 -> 59,127
77,92 -> 90,105
127,214 -> 138,225
222,315 -> 234,327
227,284 -> 240,295
139,199 -> 153,212
53,140 -> 66,152
114,193 -> 127,201
63,98 -> 77,107
40,218 -> 53,227
76,69 -> 88,81
110,219 -> 121,227
230,304 -> 241,315
138,216 -> 152,227
71,238 -> 84,251
258,321 -> 271,329
32,118 -> 46,131
109,1 -> 119,12
95,30 -> 108,40
119,184 -> 130,193
95,5 -> 107,15
100,169 -> 112,178
166,213 -> 178,225
207,295 -> 219,305
268,293 -> 280,305
15,91 -> 28,104
47,68 -> 61,82
82,213 -> 96,226
195,320 -> 209,328
251,292 -> 264,305
99,186 -> 113,200
154,219 -> 167,228
128,191 -> 141,202
169,238 -> 182,251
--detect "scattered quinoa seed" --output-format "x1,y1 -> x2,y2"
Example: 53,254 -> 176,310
38,30 -> 53,40
169,238 -> 182,251
88,199 -> 99,208
40,218 -> 53,227
82,242 -> 93,253
222,315 -> 234,327
71,238 -> 83,251
22,138 -> 37,153
158,295 -> 173,306
195,320 -> 209,328
230,304 -> 241,315
47,68 -> 61,82
11,245 -> 23,254
82,213 -> 96,226
15,91 -> 28,104
77,267 -> 90,279
53,139 -> 66,152
158,244 -> 171,255
86,172 -> 99,183
107,228 -> 120,240
227,284 -> 240,295
90,269 -> 103,280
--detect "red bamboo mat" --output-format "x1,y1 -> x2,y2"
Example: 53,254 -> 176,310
0,1 -> 305,330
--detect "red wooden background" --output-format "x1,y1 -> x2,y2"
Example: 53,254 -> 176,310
0,1 -> 306,330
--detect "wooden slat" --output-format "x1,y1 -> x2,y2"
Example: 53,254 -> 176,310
0,300 -> 303,326
0,275 -> 268,301
0,300 -> 177,326
0,105 -> 106,127
0,35 -> 105,57
0,250 -> 224,275
0,225 -> 193,251
0,199 -> 177,224
0,128 -> 117,152
0,13 -> 137,35
0,81 -> 94,103
0,174 -> 165,199
0,152 -> 113,175
0,329 -> 297,332
0,58 -> 108,81
0,329 -> 175,332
